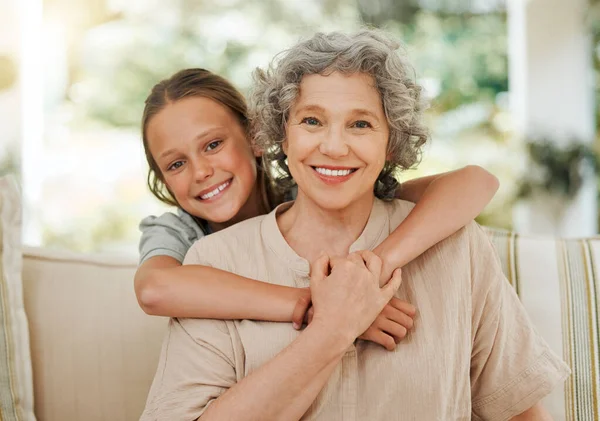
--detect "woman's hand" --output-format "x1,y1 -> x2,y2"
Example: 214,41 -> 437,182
308,251 -> 403,343
293,291 -> 415,351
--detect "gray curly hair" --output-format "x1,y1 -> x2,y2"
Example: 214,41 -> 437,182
250,29 -> 429,200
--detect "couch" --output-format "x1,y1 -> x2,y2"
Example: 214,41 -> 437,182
13,228 -> 598,421
0,169 -> 595,421
21,247 -> 165,421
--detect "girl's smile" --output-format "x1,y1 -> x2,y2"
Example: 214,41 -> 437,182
147,96 -> 262,228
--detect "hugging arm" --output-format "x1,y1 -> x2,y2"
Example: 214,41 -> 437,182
374,165 -> 499,281
135,165 -> 497,338
135,255 -> 306,320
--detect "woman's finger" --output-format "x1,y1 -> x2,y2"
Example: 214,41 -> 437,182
346,252 -> 365,267
291,295 -> 311,330
358,250 -> 382,282
381,268 -> 402,301
309,252 -> 330,283
306,307 -> 315,325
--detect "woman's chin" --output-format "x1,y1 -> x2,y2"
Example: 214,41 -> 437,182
302,190 -> 372,211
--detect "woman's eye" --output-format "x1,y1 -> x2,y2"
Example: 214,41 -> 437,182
167,161 -> 184,171
352,120 -> 372,129
206,140 -> 223,151
301,117 -> 321,126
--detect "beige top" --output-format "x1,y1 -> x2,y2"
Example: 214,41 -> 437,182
141,199 -> 570,421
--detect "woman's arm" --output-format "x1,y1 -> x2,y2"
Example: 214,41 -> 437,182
134,256 -> 308,321
198,253 -> 402,421
510,403 -> 553,420
374,165 -> 499,281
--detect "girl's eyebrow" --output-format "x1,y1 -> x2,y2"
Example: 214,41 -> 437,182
158,126 -> 227,159
194,126 -> 227,141
158,148 -> 178,160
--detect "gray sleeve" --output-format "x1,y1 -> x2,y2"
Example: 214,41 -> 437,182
138,209 -> 206,264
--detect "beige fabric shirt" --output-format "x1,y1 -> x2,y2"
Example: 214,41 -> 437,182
141,199 -> 570,421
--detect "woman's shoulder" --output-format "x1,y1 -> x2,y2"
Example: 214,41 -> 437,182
184,214 -> 268,269
191,214 -> 267,251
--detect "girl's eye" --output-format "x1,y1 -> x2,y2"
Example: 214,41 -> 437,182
301,117 -> 321,126
206,140 -> 223,151
167,161 -> 184,171
352,120 -> 372,129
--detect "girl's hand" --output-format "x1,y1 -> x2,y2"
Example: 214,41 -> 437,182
358,297 -> 416,351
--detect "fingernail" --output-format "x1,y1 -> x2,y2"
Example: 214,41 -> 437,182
293,323 -> 300,330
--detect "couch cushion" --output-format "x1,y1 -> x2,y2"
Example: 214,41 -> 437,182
484,227 -> 598,421
21,247 -> 167,421
0,175 -> 35,421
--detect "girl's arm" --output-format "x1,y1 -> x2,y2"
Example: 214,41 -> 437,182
374,165 -> 499,282
134,256 -> 308,320
135,164 -> 497,324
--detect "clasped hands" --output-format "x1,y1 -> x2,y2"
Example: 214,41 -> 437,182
292,250 -> 416,351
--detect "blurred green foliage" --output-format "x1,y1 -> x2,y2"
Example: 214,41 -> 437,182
43,1 -> 513,250
588,0 -> 600,134
517,139 -> 600,200
69,2 -> 507,132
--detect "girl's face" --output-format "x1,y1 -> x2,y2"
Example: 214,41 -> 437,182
285,71 -> 389,211
147,96 -> 260,226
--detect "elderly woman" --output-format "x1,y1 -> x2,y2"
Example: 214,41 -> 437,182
141,30 -> 569,421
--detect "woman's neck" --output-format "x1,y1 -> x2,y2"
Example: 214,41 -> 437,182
208,178 -> 268,233
277,191 -> 375,263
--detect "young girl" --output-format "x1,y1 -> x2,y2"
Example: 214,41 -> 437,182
134,68 -> 499,348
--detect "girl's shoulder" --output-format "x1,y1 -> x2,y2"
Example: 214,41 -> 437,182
138,208 -> 209,264
140,208 -> 209,236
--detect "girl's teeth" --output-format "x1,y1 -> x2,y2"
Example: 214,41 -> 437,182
315,167 -> 353,177
200,181 -> 230,200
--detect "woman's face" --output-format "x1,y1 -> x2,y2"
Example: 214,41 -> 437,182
147,96 -> 259,224
285,71 -> 389,211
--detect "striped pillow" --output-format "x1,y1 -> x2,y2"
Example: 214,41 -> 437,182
0,176 -> 35,421
484,227 -> 599,421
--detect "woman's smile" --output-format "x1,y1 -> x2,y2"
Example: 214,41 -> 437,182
310,165 -> 359,185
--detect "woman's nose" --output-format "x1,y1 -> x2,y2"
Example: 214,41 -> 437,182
319,128 -> 349,158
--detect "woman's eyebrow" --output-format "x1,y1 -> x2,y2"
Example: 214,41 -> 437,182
351,108 -> 381,123
292,104 -> 325,116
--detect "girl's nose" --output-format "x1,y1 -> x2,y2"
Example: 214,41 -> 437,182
192,158 -> 214,182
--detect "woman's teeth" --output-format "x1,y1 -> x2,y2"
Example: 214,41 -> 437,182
200,181 -> 230,200
314,167 -> 355,177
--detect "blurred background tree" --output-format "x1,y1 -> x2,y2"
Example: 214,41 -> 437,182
32,0 -> 515,251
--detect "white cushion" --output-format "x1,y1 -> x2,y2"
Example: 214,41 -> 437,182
485,227 -> 599,421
